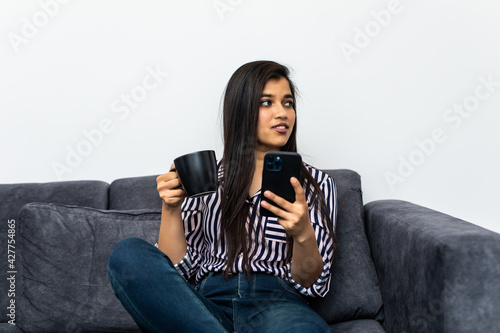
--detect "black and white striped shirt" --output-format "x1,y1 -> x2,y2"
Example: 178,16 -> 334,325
174,162 -> 336,297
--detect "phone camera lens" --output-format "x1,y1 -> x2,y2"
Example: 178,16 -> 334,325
266,155 -> 282,171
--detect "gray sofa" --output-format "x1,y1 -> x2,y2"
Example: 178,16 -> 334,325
1,169 -> 499,332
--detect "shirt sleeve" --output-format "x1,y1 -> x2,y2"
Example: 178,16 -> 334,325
286,171 -> 337,297
161,196 -> 204,281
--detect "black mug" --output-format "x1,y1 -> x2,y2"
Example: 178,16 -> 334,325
173,150 -> 218,197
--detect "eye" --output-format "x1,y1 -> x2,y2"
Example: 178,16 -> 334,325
260,100 -> 271,106
284,100 -> 294,107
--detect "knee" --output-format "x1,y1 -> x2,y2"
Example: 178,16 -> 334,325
107,237 -> 150,275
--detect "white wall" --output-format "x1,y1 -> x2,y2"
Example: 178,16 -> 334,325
1,0 -> 499,233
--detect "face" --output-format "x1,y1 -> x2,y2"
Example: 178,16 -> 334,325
255,77 -> 296,154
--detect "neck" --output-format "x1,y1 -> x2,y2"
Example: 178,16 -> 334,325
248,148 -> 271,197
254,149 -> 265,174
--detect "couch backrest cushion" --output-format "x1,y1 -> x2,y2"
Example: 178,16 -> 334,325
109,175 -> 162,210
308,169 -> 384,324
0,181 -> 109,323
17,203 -> 160,332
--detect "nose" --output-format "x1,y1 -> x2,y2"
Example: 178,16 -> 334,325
274,104 -> 287,119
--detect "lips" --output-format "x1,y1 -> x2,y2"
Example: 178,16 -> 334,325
272,123 -> 289,133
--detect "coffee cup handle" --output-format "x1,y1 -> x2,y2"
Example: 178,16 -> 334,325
168,168 -> 184,190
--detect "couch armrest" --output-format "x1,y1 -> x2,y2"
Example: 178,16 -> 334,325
364,200 -> 500,333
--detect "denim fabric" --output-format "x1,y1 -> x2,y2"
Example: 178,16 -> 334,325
107,237 -> 330,333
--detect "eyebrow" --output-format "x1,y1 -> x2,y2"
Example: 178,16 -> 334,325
261,94 -> 294,99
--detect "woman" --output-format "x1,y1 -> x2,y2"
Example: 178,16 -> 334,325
108,60 -> 337,332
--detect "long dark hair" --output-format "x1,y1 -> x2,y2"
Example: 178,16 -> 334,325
220,60 -> 335,275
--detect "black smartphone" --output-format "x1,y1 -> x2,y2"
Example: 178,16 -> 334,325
260,151 -> 302,218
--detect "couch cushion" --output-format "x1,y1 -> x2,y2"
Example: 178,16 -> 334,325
308,170 -> 384,324
109,175 -> 162,210
0,181 -> 109,323
0,322 -> 24,333
18,203 -> 161,332
330,319 -> 386,332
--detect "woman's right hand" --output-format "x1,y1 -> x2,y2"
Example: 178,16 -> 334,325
156,163 -> 187,210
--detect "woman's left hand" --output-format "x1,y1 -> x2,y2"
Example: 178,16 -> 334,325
261,177 -> 314,242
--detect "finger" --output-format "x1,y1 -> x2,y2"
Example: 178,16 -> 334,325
159,185 -> 187,202
261,201 -> 297,234
261,199 -> 289,219
263,190 -> 288,209
162,193 -> 186,206
171,186 -> 186,196
157,177 -> 184,193
168,164 -> 184,189
262,191 -> 295,216
290,177 -> 306,204
168,179 -> 184,192
156,164 -> 178,183
168,174 -> 183,190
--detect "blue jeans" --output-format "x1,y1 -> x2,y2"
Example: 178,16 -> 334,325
107,237 -> 330,333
